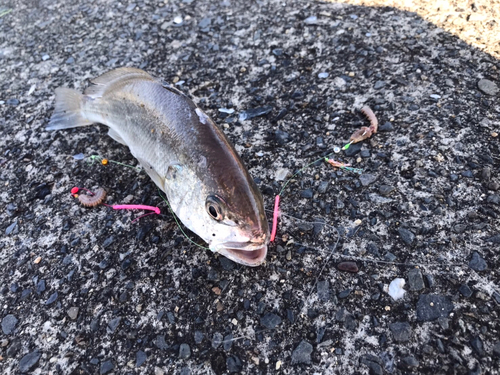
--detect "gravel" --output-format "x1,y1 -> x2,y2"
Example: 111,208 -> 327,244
1,0 -> 499,374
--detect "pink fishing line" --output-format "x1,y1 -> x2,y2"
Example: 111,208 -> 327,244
270,195 -> 280,242
110,204 -> 161,215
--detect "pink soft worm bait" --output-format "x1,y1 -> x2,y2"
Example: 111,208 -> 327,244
110,204 -> 160,215
270,195 -> 280,242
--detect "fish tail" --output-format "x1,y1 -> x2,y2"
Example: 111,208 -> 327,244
46,88 -> 93,130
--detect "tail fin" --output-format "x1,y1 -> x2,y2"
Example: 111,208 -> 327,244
46,88 -> 93,130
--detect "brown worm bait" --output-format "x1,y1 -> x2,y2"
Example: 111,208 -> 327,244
347,106 -> 379,145
78,188 -> 107,207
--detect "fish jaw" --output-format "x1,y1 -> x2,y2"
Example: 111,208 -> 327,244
211,242 -> 268,267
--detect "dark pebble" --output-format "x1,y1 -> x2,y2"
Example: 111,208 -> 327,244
226,355 -> 243,373
485,234 -> 500,243
102,236 -> 114,248
291,340 -> 313,364
461,170 -> 473,178
260,313 -> 281,329
5,221 -> 17,235
374,80 -> 386,89
360,149 -> 370,158
407,268 -> 424,291
275,129 -> 290,145
179,343 -> 191,359
379,185 -> 395,196
459,284 -> 473,298
416,294 -> 454,321
317,280 -> 330,301
223,333 -> 233,351
136,224 -> 153,241
136,350 -> 147,367
300,189 -> 313,198
468,252 -> 487,271
194,331 -> 204,344
477,79 -> 499,96
45,292 -> 58,305
154,335 -> 169,350
360,358 -> 383,375
338,289 -> 351,299
2,314 -> 18,335
19,350 -> 41,373
398,228 -> 415,245
317,181 -> 329,194
344,142 -> 362,156
384,252 -> 397,262
98,259 -> 110,269
493,341 -> 500,357
401,356 -> 419,368
337,261 -> 359,273
493,291 -> 500,305
470,336 -> 485,356
218,256 -> 236,271
359,173 -> 377,186
6,98 -> 20,106
212,332 -> 223,349
389,322 -> 412,342
239,106 -> 273,121
100,359 -> 114,375
107,317 -> 121,333
198,17 -> 211,28
379,122 -> 394,132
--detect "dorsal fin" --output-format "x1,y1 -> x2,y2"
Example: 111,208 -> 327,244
84,68 -> 156,97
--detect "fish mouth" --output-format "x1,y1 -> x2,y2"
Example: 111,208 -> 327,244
214,243 -> 268,267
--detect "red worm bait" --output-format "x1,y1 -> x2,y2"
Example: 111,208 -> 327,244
343,106 -> 379,149
360,105 -> 378,133
77,187 -> 107,207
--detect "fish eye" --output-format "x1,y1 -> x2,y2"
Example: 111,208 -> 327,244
206,195 -> 224,221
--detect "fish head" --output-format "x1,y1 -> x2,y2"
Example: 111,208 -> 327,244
200,188 -> 270,266
164,163 -> 270,267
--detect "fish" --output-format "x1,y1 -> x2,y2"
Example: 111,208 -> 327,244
47,67 -> 269,266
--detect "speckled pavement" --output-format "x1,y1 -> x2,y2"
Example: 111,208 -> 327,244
1,1 -> 499,374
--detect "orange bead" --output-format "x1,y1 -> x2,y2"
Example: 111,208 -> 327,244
101,159 -> 108,165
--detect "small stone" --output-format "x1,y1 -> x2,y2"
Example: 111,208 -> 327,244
239,106 -> 273,121
337,261 -> 358,273
388,278 -> 406,300
292,340 -> 313,364
416,294 -> 454,321
5,221 -> 17,235
389,322 -> 412,342
493,341 -> 500,357
374,81 -> 386,89
19,350 -> 41,373
379,185 -> 395,196
458,284 -> 473,298
401,356 -> 419,368
470,336 -> 485,356
154,335 -> 169,350
318,72 -> 329,79
260,313 -> 281,329
317,181 -> 329,194
198,17 -> 211,29
45,292 -> 58,305
359,173 -> 377,186
102,236 -> 114,248
100,359 -> 114,374
407,268 -> 424,291
300,189 -> 313,198
275,168 -> 290,181
179,344 -> 191,359
317,281 -> 330,301
2,315 -> 18,335
477,79 -> 499,96
398,228 -> 415,245
6,98 -> 20,106
338,289 -> 351,299
34,256 -> 42,264
67,307 -> 79,320
136,350 -> 147,367
304,15 -> 318,24
468,252 -> 487,271
212,332 -> 223,349
344,142 -> 362,156
379,122 -> 394,132
107,317 -> 121,333
226,355 -> 243,373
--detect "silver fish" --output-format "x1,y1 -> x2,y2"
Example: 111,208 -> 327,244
47,68 -> 269,266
